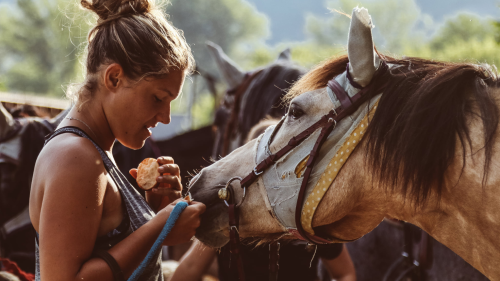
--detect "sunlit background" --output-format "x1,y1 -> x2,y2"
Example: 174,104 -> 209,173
0,0 -> 499,134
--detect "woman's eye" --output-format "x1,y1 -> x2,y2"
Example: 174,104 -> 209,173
154,96 -> 163,103
289,108 -> 304,119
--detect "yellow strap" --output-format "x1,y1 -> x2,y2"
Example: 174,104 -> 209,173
301,101 -> 379,235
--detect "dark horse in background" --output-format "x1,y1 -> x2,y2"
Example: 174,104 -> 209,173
0,104 -> 68,273
207,45 -> 488,281
206,41 -> 306,158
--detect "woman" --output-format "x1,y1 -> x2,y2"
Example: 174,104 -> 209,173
28,0 -> 205,280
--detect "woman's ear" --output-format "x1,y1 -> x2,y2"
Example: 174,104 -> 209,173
103,63 -> 125,92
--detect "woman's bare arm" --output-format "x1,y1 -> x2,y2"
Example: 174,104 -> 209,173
321,245 -> 356,281
33,137 -> 205,281
169,240 -> 217,281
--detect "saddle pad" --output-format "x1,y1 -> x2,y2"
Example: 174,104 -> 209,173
301,100 -> 379,235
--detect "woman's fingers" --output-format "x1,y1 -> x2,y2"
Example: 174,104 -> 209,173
158,163 -> 180,177
164,201 -> 206,245
151,188 -> 182,198
188,201 -> 206,214
156,157 -> 182,192
157,156 -> 174,166
156,174 -> 182,191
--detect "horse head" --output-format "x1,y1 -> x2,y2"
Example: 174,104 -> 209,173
191,7 -> 382,247
191,8 -> 500,279
207,41 -> 305,157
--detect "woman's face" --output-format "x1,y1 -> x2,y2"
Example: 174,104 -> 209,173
105,68 -> 186,149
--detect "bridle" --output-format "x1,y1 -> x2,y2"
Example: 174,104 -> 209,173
218,70 -> 263,157
218,62 -> 389,281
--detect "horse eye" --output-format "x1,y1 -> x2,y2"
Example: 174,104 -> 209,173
289,107 -> 304,119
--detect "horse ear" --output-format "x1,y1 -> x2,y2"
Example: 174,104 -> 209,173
347,7 -> 380,87
277,48 -> 291,61
206,41 -> 245,89
0,103 -> 15,140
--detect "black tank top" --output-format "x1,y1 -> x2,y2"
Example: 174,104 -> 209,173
35,126 -> 163,281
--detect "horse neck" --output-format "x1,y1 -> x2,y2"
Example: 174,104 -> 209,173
388,133 -> 500,278
313,136 -> 500,279
406,93 -> 500,279
402,153 -> 500,279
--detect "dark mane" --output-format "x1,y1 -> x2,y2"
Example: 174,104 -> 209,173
216,59 -> 305,157
238,60 -> 305,141
287,54 -> 499,205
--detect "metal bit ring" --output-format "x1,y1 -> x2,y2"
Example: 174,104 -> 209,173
220,177 -> 245,207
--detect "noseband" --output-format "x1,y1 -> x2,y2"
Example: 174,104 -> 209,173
218,62 -> 389,281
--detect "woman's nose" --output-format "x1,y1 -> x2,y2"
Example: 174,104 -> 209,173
157,109 -> 171,125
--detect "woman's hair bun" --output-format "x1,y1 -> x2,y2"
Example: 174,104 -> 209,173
81,0 -> 152,22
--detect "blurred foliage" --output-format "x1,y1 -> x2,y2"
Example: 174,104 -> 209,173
404,13 -> 500,66
241,2 -> 500,73
165,0 -> 270,127
0,0 -> 269,128
0,0 -> 91,97
304,0 -> 434,53
429,13 -> 494,51
167,0 -> 269,73
1,0 -> 500,128
190,90 -> 215,129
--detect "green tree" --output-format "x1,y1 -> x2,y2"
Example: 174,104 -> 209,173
167,0 -> 269,72
429,13 -> 494,51
0,0 -> 91,96
0,0 -> 269,98
304,0 -> 434,53
405,13 -> 500,66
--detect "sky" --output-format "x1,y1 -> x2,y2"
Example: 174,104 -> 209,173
246,0 -> 500,43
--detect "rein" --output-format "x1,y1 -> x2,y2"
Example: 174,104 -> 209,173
217,62 -> 389,281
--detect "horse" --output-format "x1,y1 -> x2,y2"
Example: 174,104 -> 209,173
0,103 -> 68,273
189,7 -> 499,280
207,41 -> 306,158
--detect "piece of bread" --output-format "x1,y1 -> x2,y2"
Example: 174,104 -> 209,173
137,158 -> 160,190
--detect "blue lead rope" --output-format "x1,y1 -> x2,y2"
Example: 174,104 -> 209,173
128,201 -> 189,281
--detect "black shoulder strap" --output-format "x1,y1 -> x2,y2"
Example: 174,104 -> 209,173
45,126 -> 115,173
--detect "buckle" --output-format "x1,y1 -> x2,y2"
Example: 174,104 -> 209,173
230,225 -> 240,234
253,167 -> 263,176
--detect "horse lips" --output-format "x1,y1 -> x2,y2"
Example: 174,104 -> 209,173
137,158 -> 160,190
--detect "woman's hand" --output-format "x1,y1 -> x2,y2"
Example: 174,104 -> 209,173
154,156 -> 183,198
130,156 -> 183,211
162,199 -> 206,245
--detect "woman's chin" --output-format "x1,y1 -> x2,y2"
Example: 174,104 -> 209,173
116,136 -> 147,150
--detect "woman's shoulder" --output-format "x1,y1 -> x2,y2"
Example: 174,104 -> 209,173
35,133 -> 107,190
31,132 -> 109,232
41,132 -> 102,166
